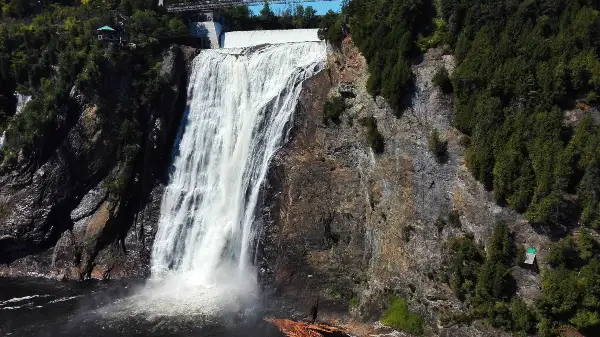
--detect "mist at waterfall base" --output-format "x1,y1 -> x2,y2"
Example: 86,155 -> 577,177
0,277 -> 285,336
0,42 -> 326,336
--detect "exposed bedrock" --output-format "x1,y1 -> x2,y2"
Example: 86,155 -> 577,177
258,38 -> 549,336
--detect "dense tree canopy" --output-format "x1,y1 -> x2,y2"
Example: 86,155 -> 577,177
441,0 -> 600,230
346,0 -> 436,111
218,3 -> 321,31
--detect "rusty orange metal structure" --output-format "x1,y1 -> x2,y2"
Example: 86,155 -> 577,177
265,318 -> 351,337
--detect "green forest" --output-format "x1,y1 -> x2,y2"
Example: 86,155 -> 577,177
346,0 -> 600,230
343,0 -> 600,335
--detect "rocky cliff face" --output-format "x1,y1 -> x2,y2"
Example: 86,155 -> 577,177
260,38 -> 550,336
0,45 -> 193,280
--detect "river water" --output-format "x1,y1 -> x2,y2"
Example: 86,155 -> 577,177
0,277 -> 286,337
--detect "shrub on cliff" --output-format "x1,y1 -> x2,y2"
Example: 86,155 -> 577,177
360,116 -> 384,154
347,0 -> 435,112
381,297 -> 424,335
448,234 -> 482,301
317,10 -> 345,47
322,96 -> 345,125
433,67 -> 452,94
428,128 -> 447,163
447,209 -> 461,228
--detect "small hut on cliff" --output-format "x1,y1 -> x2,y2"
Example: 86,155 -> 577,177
97,26 -> 117,41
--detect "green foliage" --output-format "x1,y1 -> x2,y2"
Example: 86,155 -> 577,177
447,223 -> 534,332
433,66 -> 453,94
218,4 -> 322,31
417,18 -> 450,51
477,224 -> 513,299
547,236 -> 579,268
128,10 -> 188,45
322,95 -> 345,125
347,0 -> 435,111
578,230 -> 595,261
0,3 -> 111,162
510,298 -> 536,336
317,10 -> 345,47
537,317 -> 559,337
349,296 -> 359,310
442,0 -> 600,326
539,235 -> 600,334
259,1 -> 273,21
448,235 -> 482,301
443,0 -> 600,228
3,97 -> 52,158
447,209 -> 461,228
360,116 -> 384,154
473,223 -> 516,324
0,1 -> 182,209
380,296 -> 424,335
428,127 -> 447,163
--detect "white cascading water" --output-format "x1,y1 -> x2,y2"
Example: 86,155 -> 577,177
150,42 -> 325,293
0,94 -> 31,150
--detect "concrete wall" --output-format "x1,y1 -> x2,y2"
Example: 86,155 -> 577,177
190,21 -> 224,48
222,29 -> 320,49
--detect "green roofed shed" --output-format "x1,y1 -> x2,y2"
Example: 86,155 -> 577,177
525,247 -> 537,265
97,26 -> 115,31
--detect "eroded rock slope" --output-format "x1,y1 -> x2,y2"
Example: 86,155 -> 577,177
261,38 -> 550,336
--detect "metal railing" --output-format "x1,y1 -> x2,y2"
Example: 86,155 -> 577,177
165,0 -> 335,13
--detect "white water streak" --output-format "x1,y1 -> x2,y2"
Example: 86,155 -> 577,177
150,42 -> 325,291
0,93 -> 30,149
0,294 -> 49,306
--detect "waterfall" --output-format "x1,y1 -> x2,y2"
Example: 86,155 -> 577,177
150,42 -> 326,289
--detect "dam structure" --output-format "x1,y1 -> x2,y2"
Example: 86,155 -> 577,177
221,28 -> 321,48
191,22 -> 321,48
165,0 -> 332,47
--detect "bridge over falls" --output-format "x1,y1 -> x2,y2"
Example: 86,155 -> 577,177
164,0 -> 336,13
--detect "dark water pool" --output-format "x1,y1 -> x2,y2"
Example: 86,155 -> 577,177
0,277 -> 285,337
